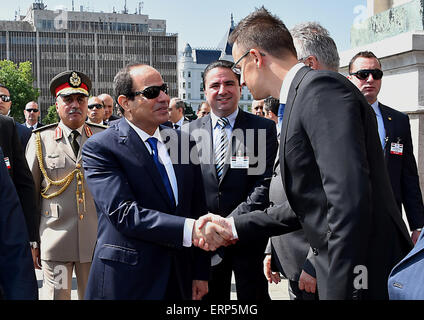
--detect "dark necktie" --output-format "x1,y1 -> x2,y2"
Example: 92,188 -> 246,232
70,130 -> 80,157
174,124 -> 179,130
277,103 -> 285,130
215,117 -> 229,181
146,137 -> 176,206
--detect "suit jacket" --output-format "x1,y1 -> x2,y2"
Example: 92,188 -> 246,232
0,147 -> 38,300
16,122 -> 32,149
82,118 -> 209,300
379,103 -> 424,230
186,109 -> 278,255
234,67 -> 413,300
388,230 -> 424,299
0,115 -> 38,241
25,121 -> 105,262
265,148 -> 315,281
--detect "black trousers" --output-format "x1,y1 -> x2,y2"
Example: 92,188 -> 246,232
203,249 -> 270,301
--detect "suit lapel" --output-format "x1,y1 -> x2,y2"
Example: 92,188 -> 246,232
280,66 -> 311,190
118,119 -> 174,209
379,103 -> 393,158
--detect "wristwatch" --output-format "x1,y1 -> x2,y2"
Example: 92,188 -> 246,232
29,241 -> 39,249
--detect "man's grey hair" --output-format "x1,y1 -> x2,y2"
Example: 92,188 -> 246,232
290,22 -> 340,72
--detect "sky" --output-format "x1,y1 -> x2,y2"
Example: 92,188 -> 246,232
0,0 -> 368,52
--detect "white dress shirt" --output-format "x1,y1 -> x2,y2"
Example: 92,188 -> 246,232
125,119 -> 194,247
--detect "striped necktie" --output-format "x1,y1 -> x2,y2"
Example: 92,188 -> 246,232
215,117 -> 230,181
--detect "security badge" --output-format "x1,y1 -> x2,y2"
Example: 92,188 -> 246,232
4,157 -> 10,169
230,150 -> 249,169
390,137 -> 403,156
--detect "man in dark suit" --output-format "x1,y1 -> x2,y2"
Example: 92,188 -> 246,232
186,60 -> 278,300
0,146 -> 38,300
23,101 -> 44,130
348,51 -> 424,244
195,7 -> 413,300
263,21 -> 341,300
169,97 -> 189,129
0,114 -> 39,265
82,63 -> 228,300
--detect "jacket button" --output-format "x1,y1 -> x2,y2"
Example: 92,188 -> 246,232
312,248 -> 319,256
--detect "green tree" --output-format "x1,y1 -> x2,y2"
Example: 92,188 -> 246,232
184,102 -> 197,121
42,105 -> 59,124
0,60 -> 39,123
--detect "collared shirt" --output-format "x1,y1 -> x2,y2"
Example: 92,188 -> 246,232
125,119 -> 194,247
173,116 -> 184,130
279,63 -> 306,104
59,121 -> 83,149
371,100 -> 386,149
210,107 -> 239,149
25,122 -> 39,129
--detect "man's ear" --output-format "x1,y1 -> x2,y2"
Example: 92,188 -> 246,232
305,56 -> 319,70
117,95 -> 129,113
251,48 -> 265,68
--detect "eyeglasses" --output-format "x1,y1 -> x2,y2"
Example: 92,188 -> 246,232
350,69 -> 383,81
88,104 -> 104,110
231,50 -> 251,75
134,83 -> 168,99
0,95 -> 11,102
231,50 -> 266,75
25,108 -> 39,113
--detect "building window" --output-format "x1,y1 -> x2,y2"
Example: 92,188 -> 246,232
188,71 -> 191,78
200,94 -> 204,100
248,94 -> 252,100
188,93 -> 191,99
183,93 -> 186,99
188,82 -> 191,89
182,82 -> 185,88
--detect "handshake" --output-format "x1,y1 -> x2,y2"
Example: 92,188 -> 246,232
192,213 -> 238,251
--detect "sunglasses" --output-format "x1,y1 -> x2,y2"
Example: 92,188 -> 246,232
25,108 -> 39,113
0,95 -> 11,102
88,104 -> 104,109
134,83 -> 168,99
350,69 -> 383,80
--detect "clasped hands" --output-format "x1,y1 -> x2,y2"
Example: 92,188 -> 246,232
192,213 -> 238,251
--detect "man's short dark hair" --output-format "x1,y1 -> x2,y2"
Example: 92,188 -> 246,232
202,60 -> 240,89
229,6 -> 297,59
348,51 -> 381,73
264,96 -> 279,115
113,63 -> 147,114
0,83 -> 10,92
172,98 -> 186,114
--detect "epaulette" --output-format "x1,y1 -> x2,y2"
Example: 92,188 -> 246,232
85,121 -> 108,129
32,122 -> 58,133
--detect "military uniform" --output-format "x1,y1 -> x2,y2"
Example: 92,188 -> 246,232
25,70 -> 106,299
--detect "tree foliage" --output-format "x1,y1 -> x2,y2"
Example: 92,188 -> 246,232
42,105 -> 59,125
0,60 -> 39,123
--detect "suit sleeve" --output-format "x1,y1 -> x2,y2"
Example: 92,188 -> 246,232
82,136 -> 187,249
399,115 -> 424,230
10,123 -> 39,242
0,148 -> 38,300
229,120 -> 278,216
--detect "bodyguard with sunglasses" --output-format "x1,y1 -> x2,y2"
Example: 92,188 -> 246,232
348,51 -> 424,245
87,96 -> 107,126
82,63 -> 229,300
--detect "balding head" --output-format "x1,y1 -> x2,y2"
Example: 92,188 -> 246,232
98,93 -> 114,121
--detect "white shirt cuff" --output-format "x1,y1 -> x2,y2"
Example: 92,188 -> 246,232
228,217 -> 239,240
183,218 -> 195,247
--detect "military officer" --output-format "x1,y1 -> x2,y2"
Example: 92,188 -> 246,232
25,70 -> 106,300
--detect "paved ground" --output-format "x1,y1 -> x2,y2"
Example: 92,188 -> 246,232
36,269 -> 289,300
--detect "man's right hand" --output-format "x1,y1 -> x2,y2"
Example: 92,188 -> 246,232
31,247 -> 41,270
263,254 -> 281,284
192,213 -> 237,251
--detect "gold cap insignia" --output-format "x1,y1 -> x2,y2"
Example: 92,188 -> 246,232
69,72 -> 82,88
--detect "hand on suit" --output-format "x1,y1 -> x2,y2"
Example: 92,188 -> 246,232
192,213 -> 237,251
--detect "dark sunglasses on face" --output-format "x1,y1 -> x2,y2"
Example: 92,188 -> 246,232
88,104 -> 104,110
134,83 -> 168,99
25,108 -> 39,113
0,95 -> 11,102
350,69 -> 383,81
